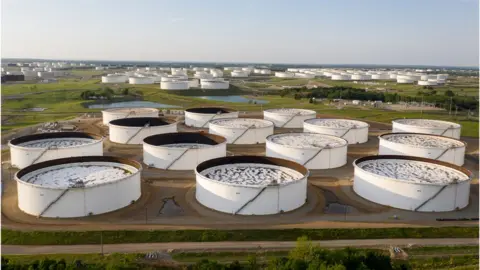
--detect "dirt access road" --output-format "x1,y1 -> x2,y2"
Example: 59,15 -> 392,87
3,238 -> 478,255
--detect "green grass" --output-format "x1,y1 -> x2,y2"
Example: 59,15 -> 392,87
2,227 -> 478,245
408,255 -> 479,270
405,245 -> 479,256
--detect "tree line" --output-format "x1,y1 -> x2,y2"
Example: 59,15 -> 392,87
280,86 -> 478,111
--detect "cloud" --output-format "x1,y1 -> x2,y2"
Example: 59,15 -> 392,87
169,17 -> 185,24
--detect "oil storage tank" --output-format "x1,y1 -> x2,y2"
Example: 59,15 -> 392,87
263,108 -> 316,128
185,107 -> 239,128
392,119 -> 461,139
353,155 -> 472,212
143,132 -> 227,170
102,74 -> 127,83
109,117 -> 177,144
266,132 -> 348,169
102,108 -> 159,125
378,133 -> 465,166
160,81 -> 189,90
200,80 -> 229,89
303,118 -> 369,144
208,118 -> 274,144
15,156 -> 142,218
9,132 -> 104,169
195,156 -> 309,215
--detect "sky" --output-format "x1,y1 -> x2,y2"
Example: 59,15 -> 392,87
1,0 -> 479,66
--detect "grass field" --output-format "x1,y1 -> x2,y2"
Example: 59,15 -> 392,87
1,77 -> 478,136
2,227 -> 478,245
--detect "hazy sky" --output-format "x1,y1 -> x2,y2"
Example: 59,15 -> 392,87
2,0 -> 479,66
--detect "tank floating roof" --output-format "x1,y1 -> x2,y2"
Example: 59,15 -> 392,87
209,118 -> 273,129
196,155 -> 309,187
264,108 -> 315,115
354,155 -> 472,185
379,133 -> 465,148
144,132 -> 226,146
102,108 -> 159,114
9,132 -> 103,147
304,119 -> 369,129
267,132 -> 347,149
185,107 -> 237,114
109,117 -> 175,127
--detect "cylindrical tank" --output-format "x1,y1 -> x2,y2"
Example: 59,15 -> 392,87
294,73 -> 315,79
184,107 -> 239,128
371,73 -> 390,80
208,118 -> 274,144
109,117 -> 177,144
37,71 -> 54,78
195,156 -> 309,215
160,81 -> 189,90
353,155 -> 472,212
378,133 -> 465,166
351,74 -> 372,80
200,80 -> 230,89
129,76 -> 154,84
263,108 -> 316,128
9,132 -> 104,169
392,119 -> 461,139
22,70 -> 37,77
418,80 -> 438,86
102,108 -> 159,125
397,77 -> 414,84
303,118 -> 369,144
231,71 -> 248,77
102,74 -> 127,83
331,74 -> 351,81
143,132 -> 227,170
188,79 -> 199,88
15,156 -> 142,218
266,132 -> 348,169
275,72 -> 295,78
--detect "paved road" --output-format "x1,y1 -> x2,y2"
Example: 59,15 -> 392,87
3,238 -> 478,255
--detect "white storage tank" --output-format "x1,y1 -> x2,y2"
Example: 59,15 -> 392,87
129,76 -> 154,84
418,80 -> 438,86
397,77 -> 414,84
331,74 -> 351,81
295,73 -> 315,79
22,70 -> 37,78
102,74 -> 127,83
371,73 -> 390,80
109,117 -> 177,145
9,132 -> 103,169
209,118 -> 274,144
185,107 -> 239,128
263,108 -> 316,128
303,119 -> 369,144
378,133 -> 465,166
275,72 -> 295,78
353,155 -> 472,212
102,108 -> 159,125
188,79 -> 200,88
266,132 -> 348,169
200,80 -> 229,89
15,156 -> 142,218
392,119 -> 461,139
143,132 -> 227,170
161,81 -> 189,90
351,74 -> 372,80
231,70 -> 248,77
195,156 -> 309,215
38,71 -> 54,78
260,69 -> 272,75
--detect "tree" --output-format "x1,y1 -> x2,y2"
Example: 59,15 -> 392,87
445,90 -> 455,97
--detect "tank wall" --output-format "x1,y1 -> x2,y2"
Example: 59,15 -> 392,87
17,172 -> 140,218
200,82 -> 229,89
195,175 -> 307,215
392,122 -> 461,139
266,141 -> 347,169
10,141 -> 103,169
378,139 -> 465,166
160,81 -> 189,90
109,124 -> 177,144
185,111 -> 239,128
209,125 -> 274,144
303,124 -> 368,144
264,111 -> 316,128
143,143 -> 226,170
102,111 -> 159,125
353,167 -> 470,212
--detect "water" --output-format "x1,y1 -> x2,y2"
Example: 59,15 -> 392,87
87,101 -> 180,109
197,95 -> 269,104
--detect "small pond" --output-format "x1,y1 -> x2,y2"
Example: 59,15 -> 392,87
87,101 -> 180,109
197,95 -> 269,104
